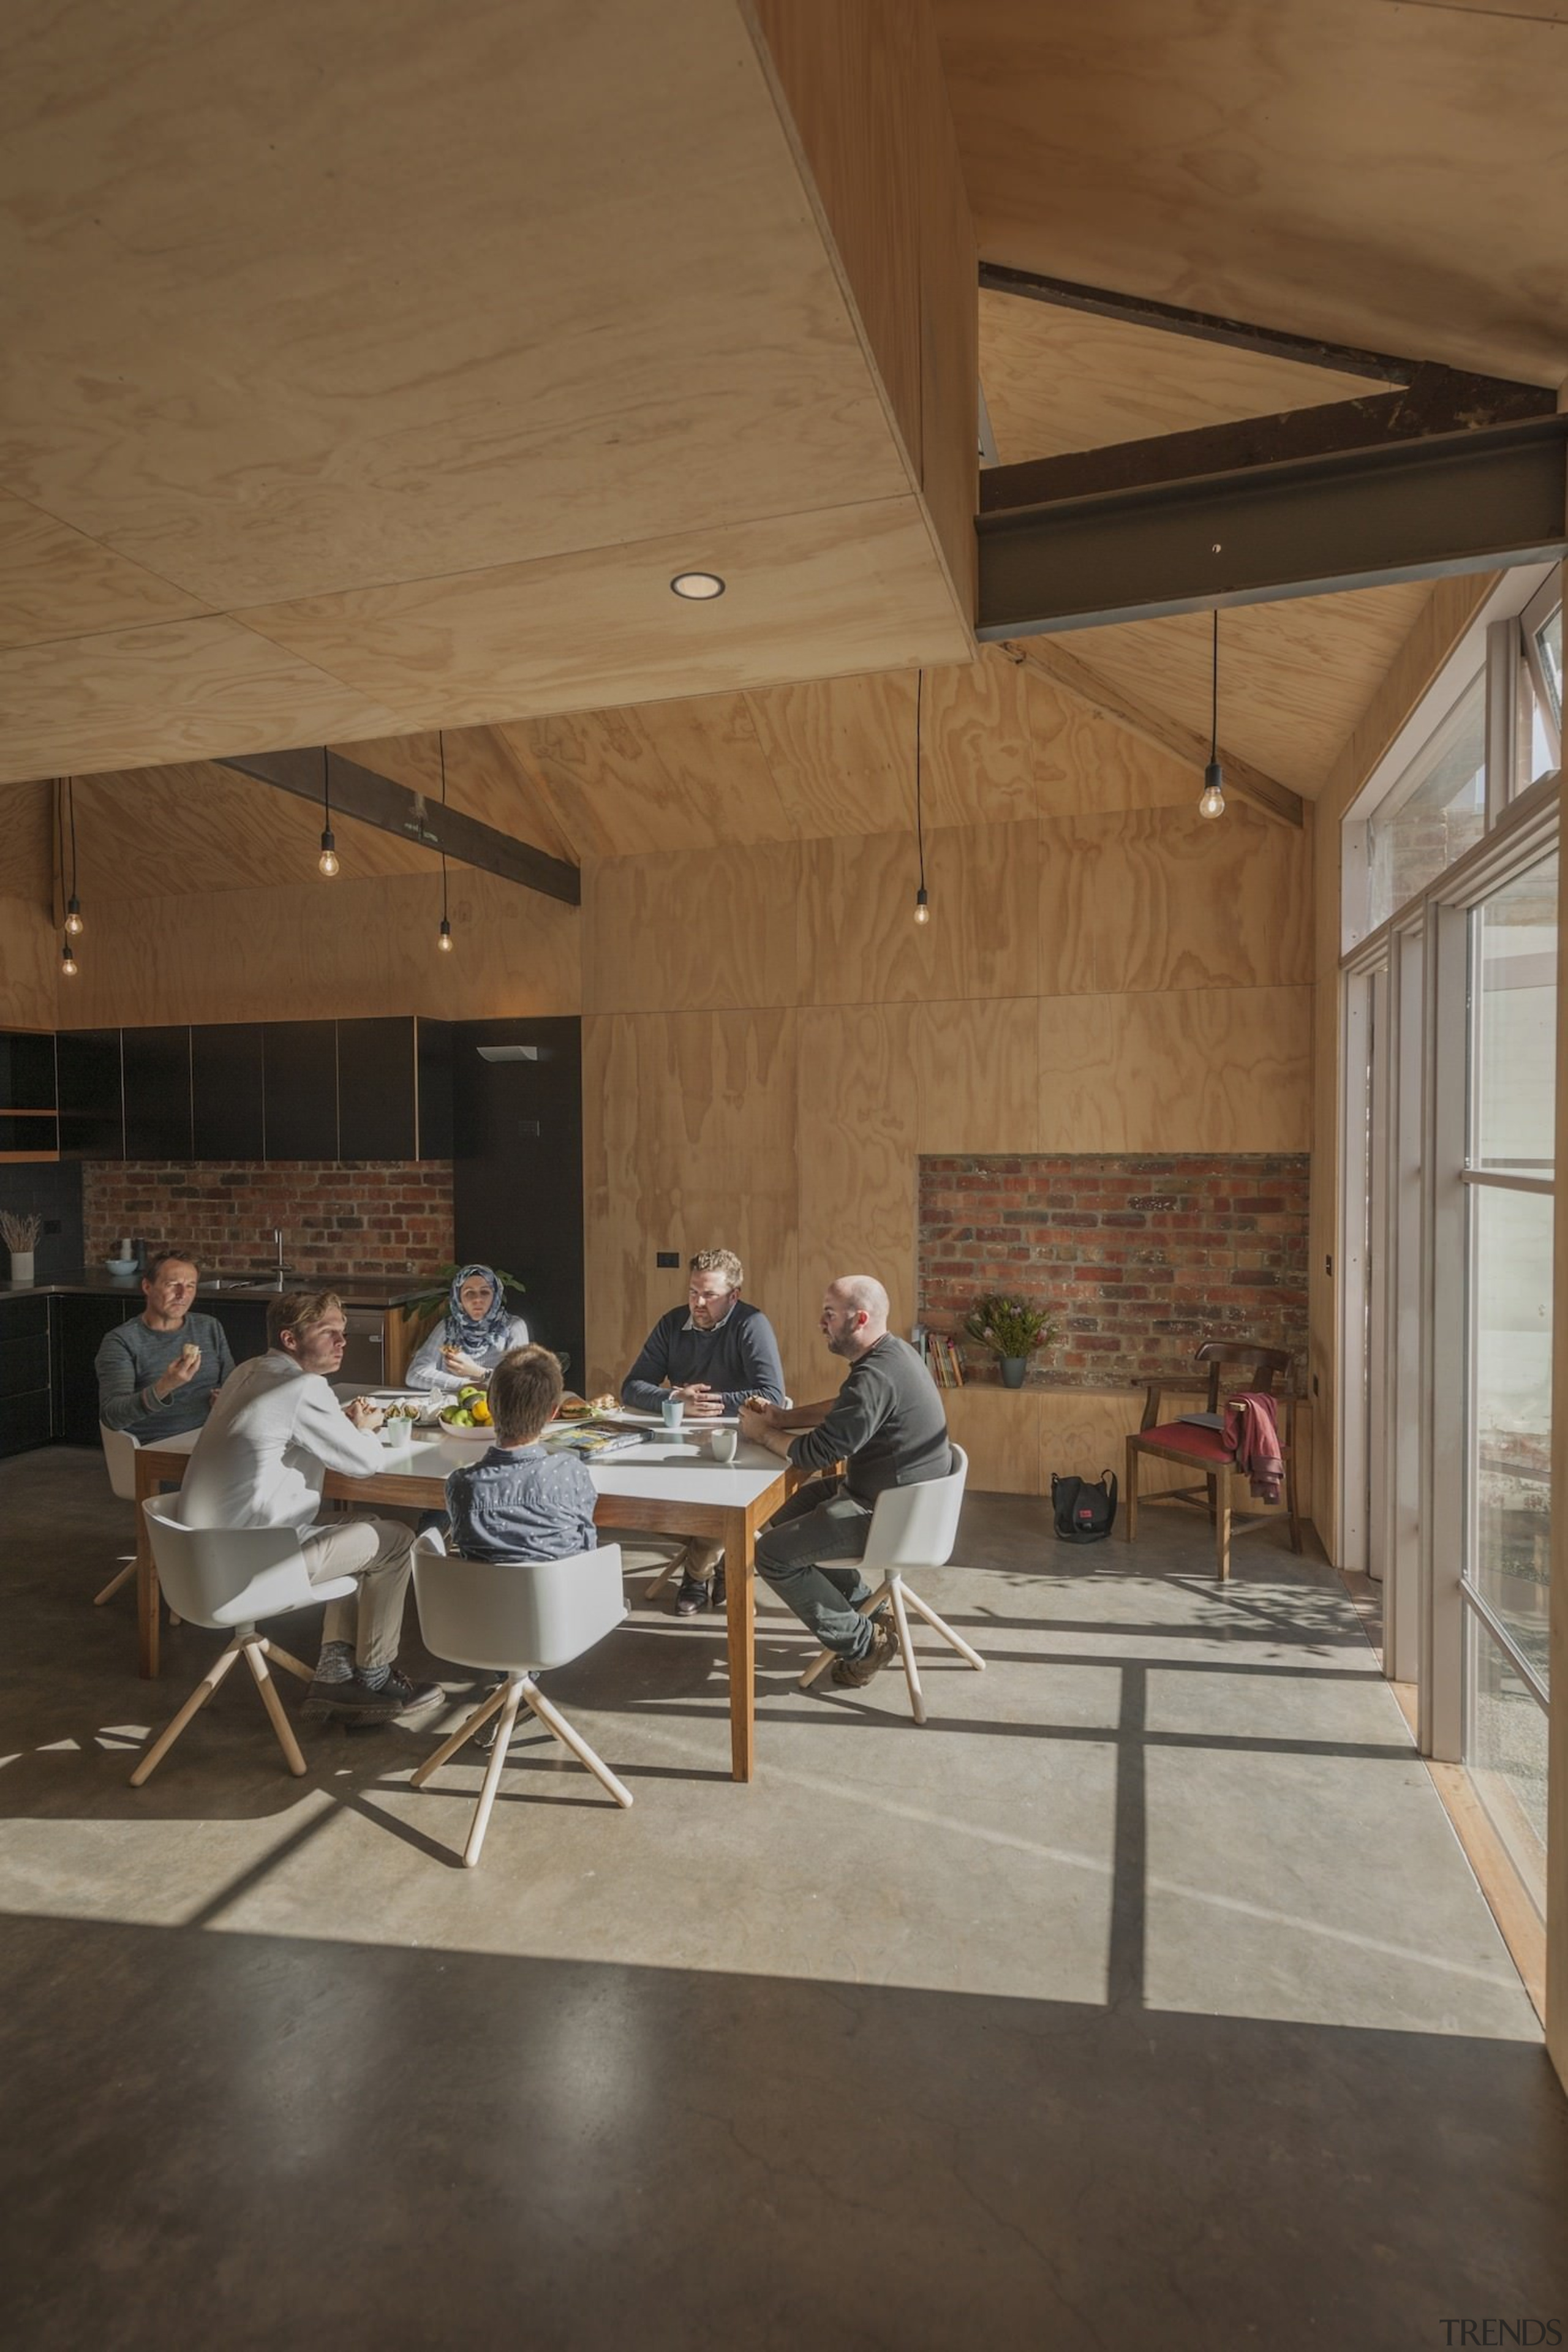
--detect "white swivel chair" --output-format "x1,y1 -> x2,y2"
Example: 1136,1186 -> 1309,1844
410,1533 -> 633,1869
798,1444 -> 980,1724
128,1496 -> 357,1786
94,1423 -> 143,1606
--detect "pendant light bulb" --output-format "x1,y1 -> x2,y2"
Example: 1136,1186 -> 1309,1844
64,896 -> 85,937
913,884 -> 930,925
1198,761 -> 1226,821
61,940 -> 78,978
438,916 -> 453,952
318,829 -> 339,878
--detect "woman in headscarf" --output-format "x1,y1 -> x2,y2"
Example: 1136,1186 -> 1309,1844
406,1265 -> 530,1396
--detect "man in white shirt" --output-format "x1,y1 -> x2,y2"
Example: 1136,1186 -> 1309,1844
180,1289 -> 441,1724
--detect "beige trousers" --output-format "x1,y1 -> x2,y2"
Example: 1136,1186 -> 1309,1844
300,1516 -> 416,1672
683,1539 -> 725,1584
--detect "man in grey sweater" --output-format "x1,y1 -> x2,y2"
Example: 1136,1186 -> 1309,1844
741,1275 -> 951,1686
622,1248 -> 786,1616
96,1250 -> 235,1444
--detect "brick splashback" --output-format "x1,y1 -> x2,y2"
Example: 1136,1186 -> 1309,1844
83,1162 -> 454,1282
919,1154 -> 1310,1390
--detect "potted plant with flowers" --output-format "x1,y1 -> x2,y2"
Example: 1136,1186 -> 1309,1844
963,1293 -> 1058,1390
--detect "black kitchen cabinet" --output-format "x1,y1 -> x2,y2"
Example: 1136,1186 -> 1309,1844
192,1024 -> 265,1159
123,1027 -> 193,1159
50,1292 -> 138,1446
0,1031 -> 56,1110
416,1018 -> 453,1159
452,1016 -> 583,1379
262,1023 -> 338,1160
0,1293 -> 52,1458
201,1296 -> 270,1366
338,1019 -> 417,1160
57,1029 -> 123,1158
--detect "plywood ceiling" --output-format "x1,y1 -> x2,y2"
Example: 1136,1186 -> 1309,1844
0,0 -> 970,786
69,595 -> 1412,910
937,0 -> 1568,384
978,294 -> 1383,467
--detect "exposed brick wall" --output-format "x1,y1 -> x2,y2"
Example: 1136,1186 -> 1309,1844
919,1154 -> 1310,1390
83,1162 -> 454,1281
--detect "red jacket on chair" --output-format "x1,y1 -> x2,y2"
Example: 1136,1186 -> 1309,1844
1224,1392 -> 1284,1504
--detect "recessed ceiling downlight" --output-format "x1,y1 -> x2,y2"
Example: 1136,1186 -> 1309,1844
670,571 -> 725,600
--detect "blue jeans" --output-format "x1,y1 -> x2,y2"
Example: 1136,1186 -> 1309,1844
754,1477 -> 876,1657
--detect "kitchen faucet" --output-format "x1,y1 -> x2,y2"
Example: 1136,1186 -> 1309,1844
273,1228 -> 285,1289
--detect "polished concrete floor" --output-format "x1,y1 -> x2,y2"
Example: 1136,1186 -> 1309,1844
2,1446 -> 1565,2350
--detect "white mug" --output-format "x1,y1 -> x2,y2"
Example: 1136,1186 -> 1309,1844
709,1426 -> 738,1464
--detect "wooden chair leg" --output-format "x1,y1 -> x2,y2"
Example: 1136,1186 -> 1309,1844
410,1679 -> 511,1787
899,1583 -> 985,1670
798,1580 -> 888,1689
244,1640 -> 307,1776
523,1681 -> 635,1807
129,1641 -> 244,1785
646,1548 -> 686,1600
464,1678 -> 524,1868
258,1638 -> 315,1684
1216,1483 -> 1232,1582
886,1577 -> 924,1725
94,1557 -> 137,1606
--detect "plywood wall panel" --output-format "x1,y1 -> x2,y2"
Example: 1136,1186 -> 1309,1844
1037,987 -> 1312,1155
70,763 -> 439,901
1021,668 -> 1198,818
584,1008 -> 802,1393
912,997 -> 1039,1156
795,1003 -> 919,1343
944,1387 -> 1042,1495
60,867 -> 579,1029
924,650 -> 1035,826
1038,804 -> 1312,998
1,779 -> 53,910
584,841 -> 804,1015
741,669 -> 915,842
799,821 -> 1041,1008
0,892 -> 57,1030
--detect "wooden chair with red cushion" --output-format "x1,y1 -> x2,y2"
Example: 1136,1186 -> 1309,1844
1125,1341 -> 1302,1581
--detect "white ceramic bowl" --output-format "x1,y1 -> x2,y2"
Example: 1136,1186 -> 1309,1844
106,1257 -> 139,1276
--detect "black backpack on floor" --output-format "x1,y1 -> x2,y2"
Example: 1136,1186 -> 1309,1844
1051,1471 -> 1118,1543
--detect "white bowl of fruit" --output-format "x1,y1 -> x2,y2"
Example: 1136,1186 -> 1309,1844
438,1384 -> 494,1439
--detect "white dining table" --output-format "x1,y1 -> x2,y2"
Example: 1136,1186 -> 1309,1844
131,1422 -> 796,1781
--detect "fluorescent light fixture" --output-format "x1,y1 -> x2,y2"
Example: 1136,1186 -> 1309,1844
477,1045 -> 542,1062
669,571 -> 725,600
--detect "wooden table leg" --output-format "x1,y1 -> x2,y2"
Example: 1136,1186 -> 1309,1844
723,1506 -> 756,1783
134,1458 -> 160,1681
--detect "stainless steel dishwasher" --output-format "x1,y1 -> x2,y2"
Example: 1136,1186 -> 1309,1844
339,1308 -> 387,1387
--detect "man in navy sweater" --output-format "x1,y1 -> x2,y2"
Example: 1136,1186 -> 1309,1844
622,1248 -> 786,1616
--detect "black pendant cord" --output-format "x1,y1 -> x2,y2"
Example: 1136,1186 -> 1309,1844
439,734 -> 450,922
67,775 -> 80,900
1210,611 -> 1219,764
915,669 -> 926,891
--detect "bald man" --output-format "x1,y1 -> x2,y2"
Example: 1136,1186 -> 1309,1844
741,1276 -> 952,1686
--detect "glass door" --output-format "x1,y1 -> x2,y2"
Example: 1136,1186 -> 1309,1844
1460,851 -> 1556,1914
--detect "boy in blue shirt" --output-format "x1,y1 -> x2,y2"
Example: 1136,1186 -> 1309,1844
445,1346 -> 597,1563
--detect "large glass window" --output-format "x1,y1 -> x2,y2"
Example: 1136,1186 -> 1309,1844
1365,673 -> 1487,932
1461,847 -> 1555,1915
